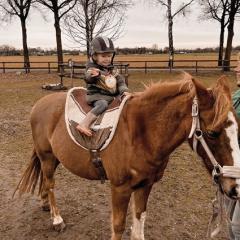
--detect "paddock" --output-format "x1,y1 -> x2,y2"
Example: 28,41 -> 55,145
0,71 -> 237,240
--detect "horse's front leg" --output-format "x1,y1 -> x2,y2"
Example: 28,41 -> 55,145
131,184 -> 153,240
111,185 -> 132,240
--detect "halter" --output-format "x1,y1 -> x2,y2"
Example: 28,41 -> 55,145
188,96 -> 240,238
188,96 -> 240,180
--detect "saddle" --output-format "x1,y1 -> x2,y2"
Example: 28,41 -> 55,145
65,87 -> 130,151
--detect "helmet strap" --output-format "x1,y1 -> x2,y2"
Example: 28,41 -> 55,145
111,52 -> 115,65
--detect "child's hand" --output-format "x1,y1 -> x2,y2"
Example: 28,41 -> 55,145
122,92 -> 131,96
87,68 -> 100,77
118,92 -> 132,102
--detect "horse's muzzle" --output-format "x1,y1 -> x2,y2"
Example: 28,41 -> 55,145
226,185 -> 239,199
220,177 -> 240,200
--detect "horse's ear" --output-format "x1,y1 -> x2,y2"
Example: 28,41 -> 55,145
213,75 -> 231,100
182,72 -> 193,81
192,78 -> 214,109
211,75 -> 232,129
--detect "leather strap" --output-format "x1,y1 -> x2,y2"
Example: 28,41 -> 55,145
90,150 -> 107,184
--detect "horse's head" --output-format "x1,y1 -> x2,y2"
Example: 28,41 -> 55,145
189,75 -> 240,199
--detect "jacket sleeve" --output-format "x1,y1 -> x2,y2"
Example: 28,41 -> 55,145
116,74 -> 129,94
84,68 -> 100,84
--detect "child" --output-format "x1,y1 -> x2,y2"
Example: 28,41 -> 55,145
76,36 -> 130,136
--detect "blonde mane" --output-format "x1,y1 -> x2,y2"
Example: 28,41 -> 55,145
211,79 -> 232,129
140,77 -> 195,104
134,74 -> 231,130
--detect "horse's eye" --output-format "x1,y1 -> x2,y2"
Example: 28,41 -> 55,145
206,131 -> 220,139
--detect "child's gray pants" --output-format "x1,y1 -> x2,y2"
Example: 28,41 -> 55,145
91,99 -> 109,115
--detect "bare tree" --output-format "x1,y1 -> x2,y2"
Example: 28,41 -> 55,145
223,0 -> 240,71
199,0 -> 230,66
0,0 -> 34,72
63,0 -> 131,59
0,44 -> 17,55
36,0 -> 77,65
154,0 -> 194,67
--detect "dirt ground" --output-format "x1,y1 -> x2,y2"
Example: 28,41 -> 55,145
0,71 -> 237,240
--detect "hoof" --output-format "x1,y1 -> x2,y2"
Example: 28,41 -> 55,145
131,236 -> 144,240
131,233 -> 144,240
42,203 -> 50,211
53,221 -> 66,232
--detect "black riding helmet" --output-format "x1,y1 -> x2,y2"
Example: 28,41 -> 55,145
90,36 -> 116,67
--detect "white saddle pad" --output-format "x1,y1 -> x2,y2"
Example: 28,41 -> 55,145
65,87 -> 130,151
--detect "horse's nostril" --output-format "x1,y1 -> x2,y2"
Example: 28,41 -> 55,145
228,186 -> 238,199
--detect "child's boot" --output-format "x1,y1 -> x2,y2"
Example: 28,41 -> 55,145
76,112 -> 97,136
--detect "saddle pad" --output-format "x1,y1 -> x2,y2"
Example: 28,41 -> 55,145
65,87 -> 130,151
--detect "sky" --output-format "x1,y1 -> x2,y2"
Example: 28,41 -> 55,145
0,1 -> 239,50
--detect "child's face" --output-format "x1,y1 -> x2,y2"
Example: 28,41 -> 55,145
95,53 -> 113,67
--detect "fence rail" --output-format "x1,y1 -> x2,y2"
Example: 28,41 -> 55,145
0,59 -> 238,74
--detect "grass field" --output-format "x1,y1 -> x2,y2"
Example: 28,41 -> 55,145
0,53 -> 239,70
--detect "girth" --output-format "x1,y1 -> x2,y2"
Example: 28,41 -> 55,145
90,149 -> 107,184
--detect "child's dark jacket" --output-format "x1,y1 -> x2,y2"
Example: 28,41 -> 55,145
85,60 -> 129,104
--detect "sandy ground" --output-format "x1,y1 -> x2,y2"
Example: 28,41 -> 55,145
0,71 -> 236,240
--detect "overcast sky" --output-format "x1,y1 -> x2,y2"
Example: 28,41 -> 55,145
0,1 -> 239,50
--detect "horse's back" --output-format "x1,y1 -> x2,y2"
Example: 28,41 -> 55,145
30,92 -> 67,151
31,92 -> 66,122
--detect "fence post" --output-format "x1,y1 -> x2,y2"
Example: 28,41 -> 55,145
48,62 -> 51,73
125,64 -> 129,86
221,60 -> 225,72
169,61 -> 172,73
145,61 -> 147,74
195,61 -> 198,73
3,62 -> 5,73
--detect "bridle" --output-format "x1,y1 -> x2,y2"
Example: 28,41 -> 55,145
188,96 -> 240,181
188,96 -> 240,238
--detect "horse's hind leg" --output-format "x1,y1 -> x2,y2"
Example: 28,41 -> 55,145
111,185 -> 132,240
131,184 -> 153,240
41,185 -> 50,211
39,152 -> 65,232
41,158 -> 59,211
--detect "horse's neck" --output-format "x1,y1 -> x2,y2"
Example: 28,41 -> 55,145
129,93 -> 192,159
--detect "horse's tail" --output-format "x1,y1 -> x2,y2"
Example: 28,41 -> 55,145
13,149 -> 43,198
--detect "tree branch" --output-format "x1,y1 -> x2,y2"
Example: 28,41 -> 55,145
172,0 -> 194,18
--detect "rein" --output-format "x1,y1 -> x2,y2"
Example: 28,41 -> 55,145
188,96 -> 240,180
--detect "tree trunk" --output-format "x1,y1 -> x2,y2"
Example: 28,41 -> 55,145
223,0 -> 236,71
84,1 -> 91,59
86,38 -> 90,60
54,13 -> 63,71
223,24 -> 234,71
218,21 -> 225,67
20,18 -> 30,73
86,19 -> 90,59
168,19 -> 174,68
168,0 -> 174,68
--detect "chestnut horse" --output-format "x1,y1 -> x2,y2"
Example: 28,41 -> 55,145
15,74 -> 240,240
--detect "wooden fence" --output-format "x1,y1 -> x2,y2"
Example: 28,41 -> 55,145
0,59 -> 238,74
